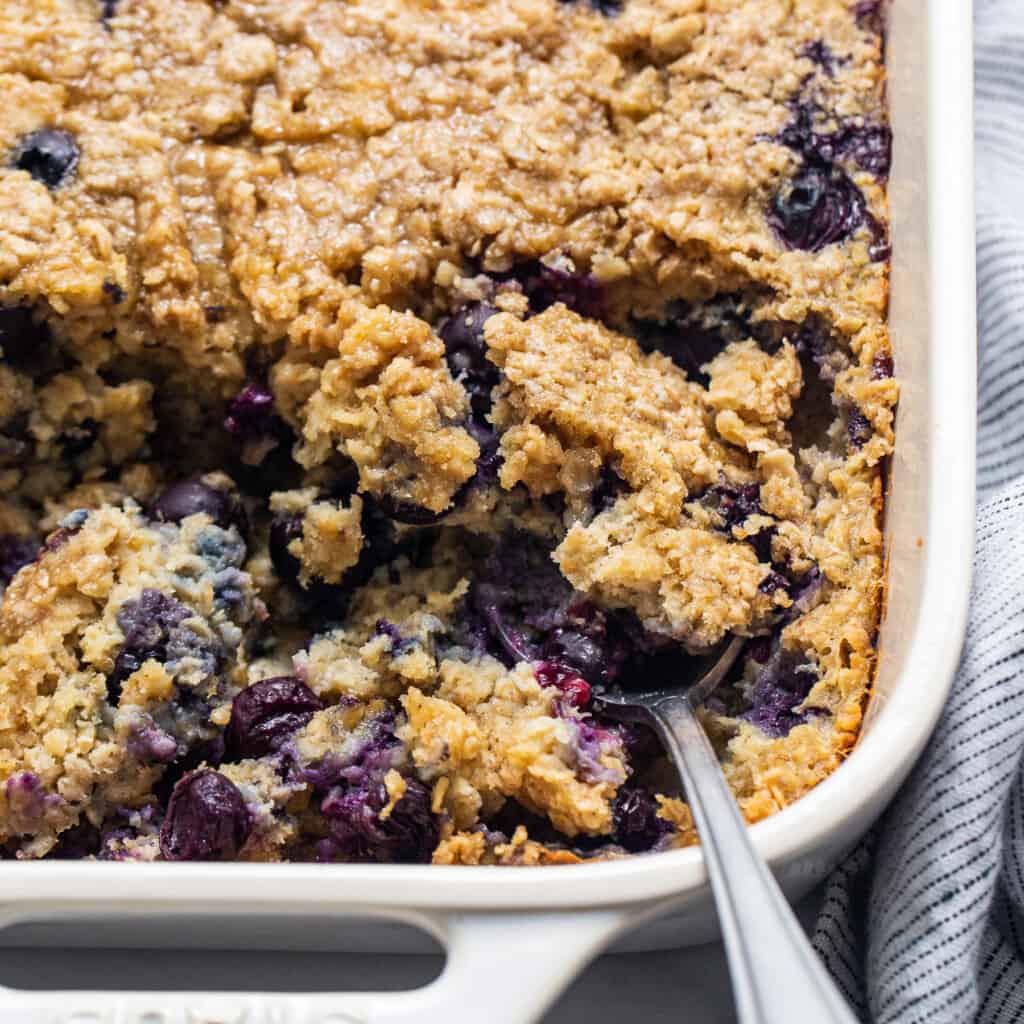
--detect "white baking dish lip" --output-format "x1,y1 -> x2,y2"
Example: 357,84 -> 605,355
0,0 -> 975,946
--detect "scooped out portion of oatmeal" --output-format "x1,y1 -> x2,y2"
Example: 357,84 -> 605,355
0,0 -> 895,863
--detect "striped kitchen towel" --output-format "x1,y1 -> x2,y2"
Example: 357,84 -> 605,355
811,2 -> 1024,1020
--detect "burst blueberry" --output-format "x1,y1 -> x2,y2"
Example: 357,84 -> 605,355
535,662 -> 592,708
317,773 -> 438,864
800,40 -> 842,77
107,589 -> 195,702
742,650 -> 819,737
769,163 -> 867,252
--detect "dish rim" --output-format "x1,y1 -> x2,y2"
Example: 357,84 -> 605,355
0,0 -> 976,921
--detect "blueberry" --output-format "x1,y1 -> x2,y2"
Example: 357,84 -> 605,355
439,303 -> 501,419
535,661 -> 592,708
847,409 -> 873,449
11,129 -> 80,190
0,306 -> 52,372
127,725 -> 179,764
0,534 -> 38,585
150,477 -> 243,532
542,629 -> 606,680
871,351 -> 894,380
612,785 -> 671,853
769,163 -> 867,252
159,769 -> 252,861
226,676 -> 323,759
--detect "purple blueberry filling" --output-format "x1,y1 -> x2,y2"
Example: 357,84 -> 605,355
223,382 -> 295,473
301,710 -> 439,864
159,769 -> 252,861
227,676 -> 323,759
800,40 -> 843,77
511,259 -> 607,320
591,464 -> 629,513
439,302 -> 501,419
127,725 -> 179,764
108,589 -> 196,701
568,718 -> 625,784
557,0 -> 624,18
11,128 -> 80,190
535,662 -> 592,708
773,103 -> 892,180
847,409 -> 873,449
464,533 -> 701,692
854,0 -> 885,34
375,619 -> 415,655
5,771 -> 62,828
871,351 -> 894,379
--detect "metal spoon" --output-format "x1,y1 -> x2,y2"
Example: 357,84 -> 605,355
597,636 -> 859,1024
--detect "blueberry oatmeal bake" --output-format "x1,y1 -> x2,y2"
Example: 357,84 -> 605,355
0,0 -> 895,864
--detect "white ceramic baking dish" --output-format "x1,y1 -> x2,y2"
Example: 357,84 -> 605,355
0,1 -> 976,1020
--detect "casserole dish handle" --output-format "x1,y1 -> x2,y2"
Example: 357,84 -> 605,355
0,904 -> 640,1024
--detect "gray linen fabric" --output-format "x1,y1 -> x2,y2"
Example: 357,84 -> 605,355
811,4 -> 1024,1020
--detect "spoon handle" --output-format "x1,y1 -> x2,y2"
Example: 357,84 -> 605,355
648,694 -> 860,1024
